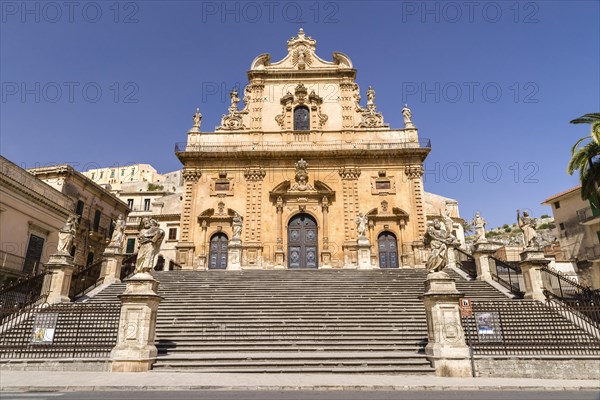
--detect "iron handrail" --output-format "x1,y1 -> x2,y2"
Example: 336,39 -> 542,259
488,256 -> 524,298
0,271 -> 50,325
69,259 -> 105,300
455,248 -> 477,278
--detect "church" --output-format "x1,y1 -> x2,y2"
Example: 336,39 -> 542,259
175,29 -> 459,270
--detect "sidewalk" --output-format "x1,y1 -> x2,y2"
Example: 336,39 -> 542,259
1,371 -> 599,392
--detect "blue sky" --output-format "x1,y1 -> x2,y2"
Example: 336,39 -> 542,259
1,0 -> 598,228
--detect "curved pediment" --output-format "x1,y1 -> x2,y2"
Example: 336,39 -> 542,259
249,29 -> 354,72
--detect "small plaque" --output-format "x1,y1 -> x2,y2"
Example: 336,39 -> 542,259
459,298 -> 472,318
31,313 -> 58,344
475,312 -> 503,342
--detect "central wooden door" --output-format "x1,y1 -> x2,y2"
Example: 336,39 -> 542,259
287,214 -> 318,269
209,233 -> 228,269
378,231 -> 399,269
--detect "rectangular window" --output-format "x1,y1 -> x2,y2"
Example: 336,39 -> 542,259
554,201 -> 561,209
75,200 -> 84,223
121,169 -> 125,176
144,199 -> 151,211
215,182 -> 230,191
126,238 -> 136,254
559,223 -> 565,230
168,228 -> 177,241
127,199 -> 134,209
93,210 -> 101,231
375,180 -> 391,190
91,172 -> 95,179
23,234 -> 45,275
100,171 -> 104,179
110,169 -> 115,178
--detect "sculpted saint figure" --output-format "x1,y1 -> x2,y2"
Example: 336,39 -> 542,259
57,215 -> 78,255
192,108 -> 202,128
424,220 -> 460,273
471,211 -> 487,243
109,214 -> 126,248
135,218 -> 165,274
402,104 -> 415,128
517,210 -> 538,248
232,213 -> 243,240
356,213 -> 368,238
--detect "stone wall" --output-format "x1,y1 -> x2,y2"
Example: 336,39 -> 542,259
475,356 -> 600,380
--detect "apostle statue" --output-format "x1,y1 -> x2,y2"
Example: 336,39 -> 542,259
56,215 -> 78,255
134,218 -> 165,274
356,213 -> 368,238
402,104 -> 415,128
424,220 -> 460,273
471,211 -> 487,243
517,209 -> 538,249
232,213 -> 243,240
108,214 -> 126,249
192,108 -> 202,128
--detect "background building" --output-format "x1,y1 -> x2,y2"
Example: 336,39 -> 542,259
542,186 -> 600,287
28,165 -> 130,267
0,157 -> 72,285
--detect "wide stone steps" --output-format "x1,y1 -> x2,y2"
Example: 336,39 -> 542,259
81,268 -> 519,373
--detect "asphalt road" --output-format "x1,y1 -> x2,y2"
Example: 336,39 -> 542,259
1,391 -> 599,400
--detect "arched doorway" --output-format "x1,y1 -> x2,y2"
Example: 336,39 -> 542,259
287,214 -> 318,268
378,231 -> 399,269
209,233 -> 228,269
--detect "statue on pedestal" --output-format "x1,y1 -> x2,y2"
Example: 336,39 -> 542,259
232,213 -> 243,240
471,211 -> 487,243
57,215 -> 78,255
356,213 -> 368,238
192,108 -> 202,128
424,220 -> 460,273
135,218 -> 165,274
517,209 -> 538,249
109,214 -> 126,249
402,104 -> 415,128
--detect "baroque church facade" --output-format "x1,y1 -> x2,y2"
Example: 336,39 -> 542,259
175,29 -> 434,270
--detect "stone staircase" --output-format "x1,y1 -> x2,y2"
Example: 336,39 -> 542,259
89,268 -> 509,373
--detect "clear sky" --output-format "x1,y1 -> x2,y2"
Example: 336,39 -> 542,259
1,0 -> 598,228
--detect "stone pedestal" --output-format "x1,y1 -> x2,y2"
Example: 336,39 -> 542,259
472,242 -> 498,282
320,250 -> 332,269
111,273 -> 163,372
101,245 -> 124,285
357,237 -> 372,270
175,242 -> 195,270
227,239 -> 242,270
44,254 -> 75,304
446,247 -> 457,269
274,249 -> 286,269
421,271 -> 472,377
519,249 -> 550,301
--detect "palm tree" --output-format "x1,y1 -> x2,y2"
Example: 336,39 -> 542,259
568,113 -> 600,206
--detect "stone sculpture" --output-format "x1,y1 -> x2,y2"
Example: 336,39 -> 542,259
517,210 -> 538,248
56,215 -> 78,255
424,220 -> 460,273
109,214 -> 126,248
135,218 -> 165,274
471,211 -> 487,243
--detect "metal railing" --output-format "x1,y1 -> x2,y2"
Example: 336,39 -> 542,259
69,260 -> 104,300
120,254 -> 137,280
0,250 -> 43,276
461,300 -> 600,356
488,256 -> 524,298
541,266 -> 600,329
0,303 -> 120,359
175,138 -> 432,154
455,248 -> 477,279
0,272 -> 50,325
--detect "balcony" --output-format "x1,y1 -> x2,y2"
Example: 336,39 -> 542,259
175,139 -> 431,159
584,244 -> 600,261
577,207 -> 600,225
88,226 -> 107,242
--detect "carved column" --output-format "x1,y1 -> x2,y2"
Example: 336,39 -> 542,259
406,165 -> 426,266
339,81 -> 355,130
320,197 -> 332,269
248,82 -> 265,131
198,220 -> 208,270
339,167 -> 361,268
243,167 -> 266,267
176,168 -> 201,269
274,196 -> 285,268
